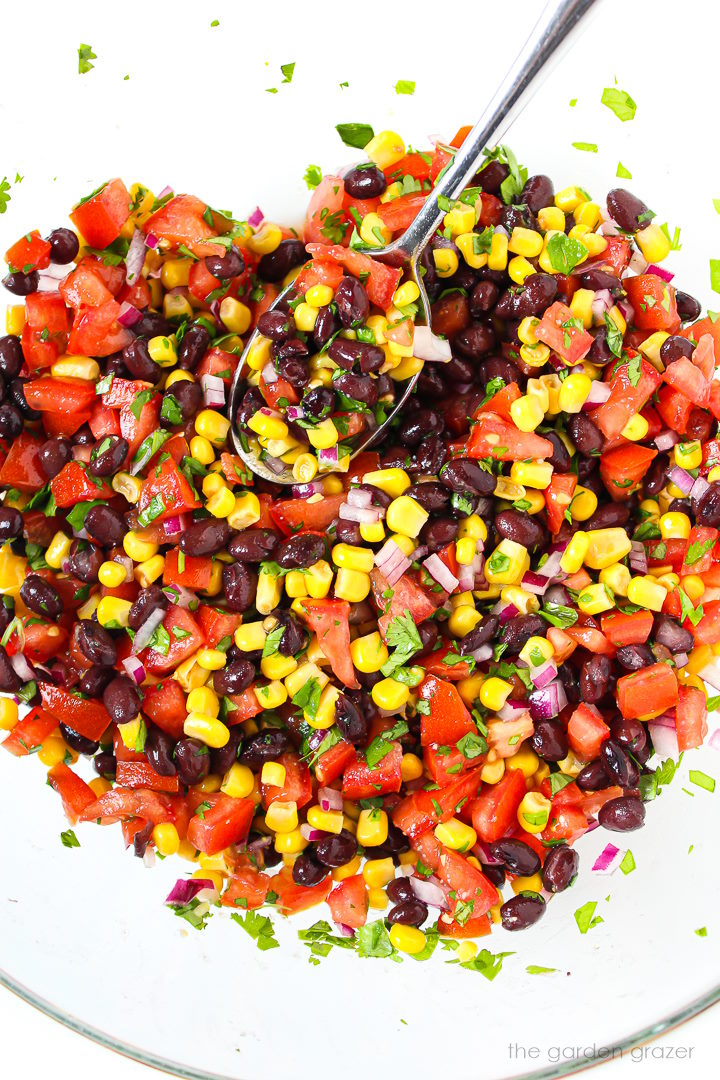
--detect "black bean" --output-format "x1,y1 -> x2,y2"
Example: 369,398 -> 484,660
334,276 -> 370,328
213,659 -> 256,696
458,614 -> 499,656
696,484 -> 720,528
469,280 -> 500,317
598,796 -> 645,832
291,852 -> 327,887
579,654 -> 612,704
334,693 -> 368,746
66,540 -> 103,584
344,164 -> 387,199
495,510 -> 547,549
475,158 -> 509,194
540,431 -> 570,473
577,760 -> 613,791
174,737 -> 210,786
79,665 -> 115,698
103,676 -> 142,726
407,482 -> 451,514
0,335 -> 24,379
76,620 -> 117,667
240,729 -> 293,768
58,723 -> 99,756
88,436 -> 129,477
412,435 -> 447,477
489,837 -> 541,876
180,519 -> 231,557
416,620 -> 439,657
222,563 -> 258,613
615,644 -> 655,672
39,437 -> 73,479
210,726 -> 242,776
132,822 -> 154,858
145,726 -> 177,777
606,189 -> 650,233
521,174 -> 554,213
440,457 -> 495,498
228,528 -> 279,563
421,516 -> 459,553
443,355 -> 474,384
2,270 -> 39,295
328,336 -> 384,374
47,227 -> 80,264
271,610 -> 307,656
275,534 -> 325,570
501,892 -> 545,931
502,204 -> 537,233
686,408 -> 715,445
568,413 -> 604,457
20,574 -> 63,618
578,268 -> 621,292
601,738 -> 639,788
454,323 -> 496,360
312,305 -> 340,350
133,312 -> 173,339
387,878 -> 415,905
495,274 -> 557,319
0,646 -> 22,692
205,248 -> 244,280
314,829 -> 358,868
399,409 -> 444,448
501,614 -> 546,655
584,502 -> 631,531
653,613 -> 694,654
93,750 -> 116,779
302,385 -> 335,419
9,377 -> 40,421
542,846 -> 579,893
124,588 -> 166,635
0,403 -> 23,439
387,900 -> 429,927
178,324 -> 211,371
169,380 -> 203,421
333,371 -> 378,406
660,335 -> 694,366
587,327 -> 614,366
122,339 -> 162,382
0,507 -> 23,543
334,519 -> 361,545
610,717 -> 650,765
531,719 -> 568,762
258,240 -> 307,283
674,290 -> 702,322
72,423 -> 94,446
257,309 -> 296,342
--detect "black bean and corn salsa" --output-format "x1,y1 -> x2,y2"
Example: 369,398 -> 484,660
1,124 -> 719,965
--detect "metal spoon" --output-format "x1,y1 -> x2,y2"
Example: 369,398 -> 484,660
229,0 -> 600,482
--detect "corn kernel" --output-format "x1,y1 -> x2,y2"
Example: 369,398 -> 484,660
508,255 -> 535,284
458,514 -> 487,543
359,519 -> 385,544
444,203 -> 476,236
577,582 -> 615,615
507,743 -> 540,778
480,677 -> 513,712
538,205 -> 565,231
332,543 -> 374,573
359,213 -> 391,248
219,297 -> 251,335
362,469 -> 410,498
512,872 -> 544,895
519,636 -> 554,668
0,697 -> 19,731
627,575 -> 667,612
517,791 -> 551,833
599,561 -> 631,597
510,394 -> 544,432
659,512 -> 692,540
364,130 -> 405,169
560,531 -> 589,574
51,355 -> 100,381
248,222 -> 283,256
220,763 -> 254,799
434,817 -> 477,852
147,334 -> 177,367
196,648 -> 227,672
570,485 -> 598,522
389,924 -> 426,954
307,805 -> 344,835
350,632 -> 389,674
184,712 -> 230,748
356,808 -> 389,847
152,823 -> 180,857
6,305 -> 25,334
98,560 -> 128,588
123,531 -> 158,563
485,539 -> 531,585
636,223 -> 671,264
334,568 -> 371,603
253,681 -> 288,709
558,372 -> 592,414
555,186 -> 585,213
570,288 -> 595,329
583,528 -> 633,569
481,757 -> 505,784
259,761 -> 286,789
456,232 -> 488,269
371,678 -> 410,712
305,560 -> 334,599
432,248 -> 459,278
683,575 -> 705,602
265,799 -> 298,833
401,753 -> 424,782
447,605 -> 482,639
621,413 -> 649,442
96,596 -> 133,629
195,408 -> 231,445
674,440 -> 703,471
509,461 -> 553,490
45,531 -> 73,570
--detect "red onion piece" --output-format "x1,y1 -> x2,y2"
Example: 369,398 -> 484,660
529,678 -> 567,720
409,545 -> 428,562
648,723 -> 680,759
592,843 -> 623,874
285,406 -> 305,423
72,445 -> 92,464
598,217 -> 620,237
531,659 -> 558,689
145,232 -> 159,250
496,698 -> 529,721
347,488 -> 372,508
248,206 -> 264,229
201,373 -> 226,408
690,476 -> 710,502
386,555 -> 411,587
629,541 -> 648,574
291,481 -> 323,499
709,729 -> 720,750
544,584 -> 571,606
616,297 -> 635,324
582,379 -> 612,410
472,841 -> 504,866
122,656 -> 146,684
423,553 -> 459,593
300,824 -> 324,842
471,644 -> 493,663
10,653 -> 35,683
318,786 -> 343,812
162,584 -> 198,610
317,446 -> 340,471
651,710 -> 676,729
125,228 -> 147,283
655,429 -> 679,452
261,361 -> 278,385
132,607 -> 167,654
668,465 -> 694,495
673,652 -> 689,669
699,664 -> 720,692
412,324 -> 452,363
410,875 -> 449,910
492,600 -> 519,626
117,301 -> 142,328
645,263 -> 674,283
163,515 -> 187,539
521,570 -> 550,596
627,247 -> 648,276
590,289 -> 613,323
375,539 -> 407,573
538,547 -> 566,580
165,878 -> 216,906
339,503 -> 382,524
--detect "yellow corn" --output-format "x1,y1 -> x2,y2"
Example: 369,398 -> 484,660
485,539 -> 530,585
196,648 -> 227,672
98,560 -> 128,588
307,805 -> 344,835
674,441 -> 703,471
6,306 -> 25,334
371,678 -> 410,712
256,567 -> 283,615
334,568 -> 371,603
481,757 -> 506,784
356,808 -> 389,847
510,394 -> 544,432
509,461 -> 553,490
659,512 -> 692,540
362,469 -> 410,498
401,753 -> 424,782
152,823 -> 180,857
434,817 -> 477,852
558,372 -> 592,413
45,531 -> 73,570
219,297 -> 252,335
508,227 -> 544,257
123,531 -> 158,563
570,288 -> 595,329
364,130 -> 405,169
507,743 -> 540,778
622,413 -> 649,442
488,232 -> 508,271
519,636 -> 554,668
227,492 -> 261,531
389,924 -> 426,955
636,223 -> 671,263
599,562 -> 631,597
584,528 -> 633,569
479,677 -> 513,712
253,681 -> 288,709
456,232 -> 488,269
570,485 -> 598,522
538,205 -> 565,231
184,712 -> 230,748
51,356 -> 100,381
560,531 -> 589,574
432,248 -> 459,278
96,596 -> 132,629
195,409 -> 231,445
187,686 -> 219,718
444,203 -> 476,236
458,514 -> 488,542
577,582 -> 615,615
683,575 -> 705,602
221,763 -> 255,799
350,632 -> 389,673
265,799 -> 298,833
627,575 -> 667,612
508,255 -> 535,284
0,697 -> 19,731
517,791 -> 551,834
448,605 -> 482,639
189,435 -> 215,466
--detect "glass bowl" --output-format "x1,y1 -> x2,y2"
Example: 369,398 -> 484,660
1,1 -> 719,1077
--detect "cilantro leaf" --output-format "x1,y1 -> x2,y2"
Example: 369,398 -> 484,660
304,164 -> 322,190
380,609 -> 422,676
78,43 -> 97,75
545,232 -> 587,275
394,80 -> 415,95
601,87 -> 637,122
60,829 -> 80,849
574,900 -> 603,934
356,920 -> 393,958
336,123 -> 375,150
0,177 -> 11,214
231,910 -> 279,950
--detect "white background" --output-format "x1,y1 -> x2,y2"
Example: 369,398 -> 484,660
2,0 -> 720,1077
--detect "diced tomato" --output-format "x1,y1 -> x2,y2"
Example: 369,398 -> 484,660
39,683 -> 111,742
1,706 -> 57,757
162,549 -> 212,591
417,675 -> 475,746
676,685 -> 708,752
567,703 -> 611,760
21,619 -> 68,663
293,258 -> 345,295
225,686 -> 264,725
46,763 -> 97,823
616,662 -> 679,720
370,569 -> 437,640
376,194 -> 427,233
414,833 -> 497,916
535,301 -> 594,364
314,739 -> 355,786
24,377 -> 96,415
690,600 -> 720,646
79,788 -> 175,826
563,623 -> 615,657
143,607 -> 205,675
294,596 -> 358,688
195,347 -> 237,386
393,771 -> 482,842
594,235 -> 632,276
420,647 -> 474,681
259,373 -> 298,410
42,409 -> 93,438
656,384 -> 694,434
270,492 -> 345,536
600,610 -> 653,646
50,461 -> 112,507
89,400 -> 121,440
68,300 -> 133,358
663,358 -> 711,412
187,259 -> 222,302
115,760 -> 181,794
21,291 -> 70,371
143,194 -> 224,258
424,742 -> 482,784
542,805 -> 587,843
469,768 -> 527,843
5,229 -> 51,273
599,443 -> 657,501
624,274 -> 679,331
260,752 -> 312,810
647,537 -> 688,571
327,875 -> 368,929
592,355 -> 663,440
303,176 -> 346,245
305,243 -> 402,311
221,867 -> 271,911
119,393 -> 161,460
141,679 -> 187,739
466,411 -> 554,462
681,315 -> 720,354
437,910 -> 492,938
545,473 -> 577,534
69,179 -> 131,248
342,744 -> 402,800
681,525 -> 717,577
59,261 -> 115,309
0,431 -> 45,491
195,606 -> 242,650
139,457 -> 201,521
186,793 -> 254,854
273,865 -> 332,915
474,383 -> 522,423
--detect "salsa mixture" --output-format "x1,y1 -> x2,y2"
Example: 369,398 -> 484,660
1,125 -> 719,963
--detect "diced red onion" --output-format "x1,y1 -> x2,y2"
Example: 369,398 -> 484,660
386,555 -> 411,587
544,584 -> 571,606
582,379 -> 612,410
699,664 -> 720,692
592,843 -> 623,874
291,481 -> 323,499
496,698 -> 529,721
261,361 -> 278,385
122,656 -> 146,684
648,722 -> 679,759
457,551 -> 483,593
36,277 -> 62,293
531,659 -> 558,689
529,678 -> 567,720
201,373 -> 226,408
492,601 -> 519,626
599,216 -> 620,236
690,476 -> 710,502
494,224 -> 509,238
651,710 -> 676,729
673,652 -> 689,669
472,841 -> 504,866
668,466 -> 694,495
117,301 -> 142,328
423,553 -> 459,593
145,232 -> 159,250
538,547 -> 566,580
471,644 -> 493,663
318,786 -> 343,812
409,545 -> 428,562
246,835 -> 272,857
627,247 -> 648,275
629,541 -> 648,574
317,447 -> 340,471
163,515 -> 187,539
412,324 -> 452,363
521,570 -> 551,596
125,228 -> 147,284
10,653 -> 35,683
709,729 -> 720,751
339,503 -> 382,524
646,263 -> 674,283
248,206 -> 264,228
112,554 -> 134,582
410,876 -> 449,910
162,584 -> 198,610
616,298 -> 635,323
591,289 -> 613,322
132,607 -> 167,654
72,445 -> 92,463
335,923 -> 355,938
655,430 -> 679,452
164,878 -> 217,906
157,185 -> 173,200
300,824 -> 324,842
375,539 -> 408,574
347,488 -> 372,508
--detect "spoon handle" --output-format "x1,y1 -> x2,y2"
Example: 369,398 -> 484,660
385,0 -> 602,265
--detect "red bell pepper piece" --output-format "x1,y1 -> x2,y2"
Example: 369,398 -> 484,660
393,770 -> 482,841
567,703 -> 611,759
270,492 -> 345,536
221,867 -> 272,910
24,377 -> 97,415
545,473 -> 577,533
314,739 -> 356,786
115,760 -> 181,794
370,568 -> 437,640
599,443 -> 658,501
600,610 -> 654,646
418,675 -> 475,746
50,461 -> 112,507
47,763 -> 97,823
1,706 -> 57,757
138,457 -> 201,521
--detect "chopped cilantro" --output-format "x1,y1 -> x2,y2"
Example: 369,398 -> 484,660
601,87 -> 637,122
336,123 -> 375,150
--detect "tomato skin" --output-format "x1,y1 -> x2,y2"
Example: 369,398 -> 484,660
47,763 -> 97,824
342,744 -> 402,800
393,771 -> 482,841
599,443 -> 657,501
466,411 -> 554,462
1,706 -> 57,757
59,261 -> 115,309
294,258 -> 345,295
663,358 -> 711,410
418,675 -> 475,746
656,384 -> 694,434
567,703 -> 611,760
474,383 -> 522,423
676,685 -> 707,752
535,301 -> 594,364
0,431 -> 45,491
260,752 -> 312,810
294,596 -> 358,689
542,805 -> 587,843
221,868 -> 271,911
469,768 -> 527,843
624,274 -> 679,331
438,911 -> 492,938
21,619 -> 69,663
24,377 -> 97,415
5,230 -> 51,273
115,760 -> 181,794
196,347 -> 237,386
143,194 -> 224,258
600,610 -> 653,646
413,832 -> 498,916
79,788 -> 175,826
681,526 -> 718,577
690,600 -> 720,646
68,300 -> 133,358
142,607 -> 205,675
592,355 -> 663,441
21,292 -> 70,371
141,679 -> 187,739
162,549 -> 212,590
327,875 -> 368,929
303,176 -> 346,245
186,793 -> 255,855
545,473 -> 577,533
139,457 -> 201,520
270,492 -> 345,536
616,662 -> 679,720
273,865 -> 332,915
39,683 -> 111,742
370,569 -> 437,640
314,739 -> 355,786
305,242 -> 402,311
376,194 -> 427,233
196,606 -> 242,649
563,624 -> 616,656
50,461 -> 112,507
70,179 -> 131,249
